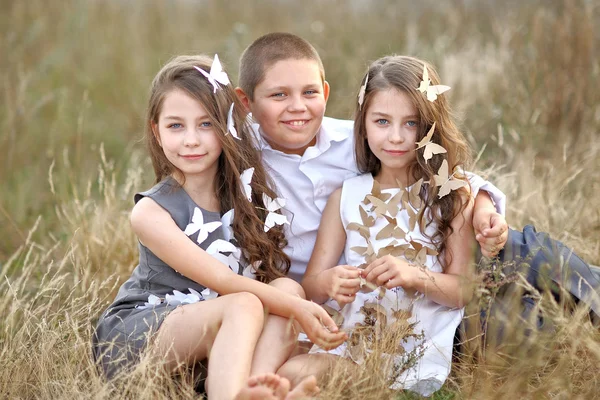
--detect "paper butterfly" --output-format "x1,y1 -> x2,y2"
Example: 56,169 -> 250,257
417,64 -> 451,102
347,205 -> 376,240
363,180 -> 391,205
366,189 -> 403,218
377,240 -> 411,258
184,207 -> 222,245
358,73 -> 369,109
206,239 -> 242,273
434,159 -> 468,198
165,288 -> 202,306
240,167 -> 254,202
221,209 -> 234,241
227,103 -> 240,140
201,287 -> 218,300
375,214 -> 408,241
193,54 -> 231,93
415,122 -> 447,163
350,239 -> 375,263
136,294 -> 162,310
262,194 -> 289,232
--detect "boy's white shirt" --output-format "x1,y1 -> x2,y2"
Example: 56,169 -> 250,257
252,116 -> 506,282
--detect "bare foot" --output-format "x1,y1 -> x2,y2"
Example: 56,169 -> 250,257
286,375 -> 320,400
236,373 -> 290,400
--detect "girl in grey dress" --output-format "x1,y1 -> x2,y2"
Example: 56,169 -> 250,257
92,55 -> 346,399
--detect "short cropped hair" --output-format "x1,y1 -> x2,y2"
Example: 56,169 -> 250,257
238,32 -> 325,100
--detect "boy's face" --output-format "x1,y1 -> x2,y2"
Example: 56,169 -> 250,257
238,59 -> 330,156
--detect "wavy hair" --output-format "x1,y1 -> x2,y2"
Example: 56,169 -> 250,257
353,55 -> 473,265
145,54 -> 290,282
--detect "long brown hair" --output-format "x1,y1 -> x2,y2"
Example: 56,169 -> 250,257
353,55 -> 473,264
145,54 -> 290,282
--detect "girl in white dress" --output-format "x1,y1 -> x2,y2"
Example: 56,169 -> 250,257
278,55 -> 480,396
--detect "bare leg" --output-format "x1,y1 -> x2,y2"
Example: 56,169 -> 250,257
250,278 -> 305,375
154,292 -> 265,400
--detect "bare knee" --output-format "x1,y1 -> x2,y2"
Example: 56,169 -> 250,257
269,277 -> 306,299
223,292 -> 265,324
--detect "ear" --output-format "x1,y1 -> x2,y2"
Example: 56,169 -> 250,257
151,121 -> 161,147
235,87 -> 251,112
323,80 -> 331,103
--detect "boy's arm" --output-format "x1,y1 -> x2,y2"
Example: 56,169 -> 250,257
302,188 -> 361,306
473,191 -> 508,257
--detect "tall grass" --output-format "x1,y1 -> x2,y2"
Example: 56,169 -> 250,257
1,0 -> 599,398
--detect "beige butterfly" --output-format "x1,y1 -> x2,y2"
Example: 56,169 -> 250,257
350,239 -> 376,263
415,123 -> 447,163
366,189 -> 403,218
434,159 -> 468,198
347,205 -> 375,240
417,64 -> 451,102
404,240 -> 438,266
403,200 -> 424,233
375,215 -> 408,241
358,73 -> 368,109
363,180 -> 391,206
376,240 -> 411,257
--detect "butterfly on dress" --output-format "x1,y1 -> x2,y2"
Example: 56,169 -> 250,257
262,194 -> 289,232
220,209 -> 235,242
206,239 -> 242,273
417,64 -> 451,102
433,159 -> 468,198
376,240 -> 411,258
366,189 -> 403,218
404,240 -> 439,267
415,123 -> 447,163
375,215 -> 408,241
194,54 -> 231,93
184,207 -> 222,245
240,167 -> 254,202
363,180 -> 392,206
350,239 -> 376,264
347,205 -> 376,240
227,103 -> 241,140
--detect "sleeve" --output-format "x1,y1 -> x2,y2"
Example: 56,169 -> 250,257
464,171 -> 506,216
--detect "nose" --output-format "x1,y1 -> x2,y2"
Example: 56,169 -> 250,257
183,127 -> 201,147
388,125 -> 405,144
287,94 -> 308,112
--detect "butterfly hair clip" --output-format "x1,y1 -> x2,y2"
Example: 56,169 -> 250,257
194,54 -> 231,93
416,64 -> 450,102
358,72 -> 369,109
227,103 -> 241,140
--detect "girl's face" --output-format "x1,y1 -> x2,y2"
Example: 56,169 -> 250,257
153,88 -> 222,181
365,88 -> 418,186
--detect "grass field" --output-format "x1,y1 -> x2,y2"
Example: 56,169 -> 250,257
1,0 -> 599,398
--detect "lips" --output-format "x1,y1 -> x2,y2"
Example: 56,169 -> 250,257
384,150 -> 409,156
180,154 -> 206,160
282,119 -> 309,127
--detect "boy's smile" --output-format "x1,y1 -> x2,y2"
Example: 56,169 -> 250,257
241,59 -> 330,156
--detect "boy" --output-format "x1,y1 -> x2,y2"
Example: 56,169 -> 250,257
235,32 -> 599,318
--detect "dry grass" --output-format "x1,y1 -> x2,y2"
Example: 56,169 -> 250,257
1,0 -> 599,398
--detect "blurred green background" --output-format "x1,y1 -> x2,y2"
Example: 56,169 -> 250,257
1,0 -> 599,262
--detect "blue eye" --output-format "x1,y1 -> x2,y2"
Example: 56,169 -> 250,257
200,121 -> 212,128
168,123 -> 183,129
304,90 -> 317,95
271,93 -> 285,98
407,120 -> 418,127
376,119 -> 389,125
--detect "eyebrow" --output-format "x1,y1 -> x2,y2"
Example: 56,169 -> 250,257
162,115 -> 209,120
369,112 -> 419,119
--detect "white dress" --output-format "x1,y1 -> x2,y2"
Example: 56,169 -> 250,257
311,173 -> 484,396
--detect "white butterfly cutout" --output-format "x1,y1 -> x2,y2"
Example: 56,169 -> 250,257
227,103 -> 240,140
201,287 -> 218,300
184,207 -> 222,245
417,64 -> 451,102
415,122 -> 447,163
434,159 -> 468,198
206,239 -> 242,273
165,289 -> 202,306
262,194 -> 289,232
240,167 -> 254,202
136,294 -> 162,310
243,260 -> 262,280
358,73 -> 368,108
220,209 -> 235,241
193,54 -> 231,93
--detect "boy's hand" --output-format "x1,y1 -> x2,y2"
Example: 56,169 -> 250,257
320,265 -> 361,308
363,255 -> 417,290
474,210 -> 508,258
295,299 -> 347,350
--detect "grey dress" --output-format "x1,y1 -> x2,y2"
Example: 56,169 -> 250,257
92,177 -> 241,379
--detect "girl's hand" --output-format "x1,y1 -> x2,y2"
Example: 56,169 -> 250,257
363,255 -> 418,290
295,299 -> 347,350
320,265 -> 361,307
474,210 -> 508,258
